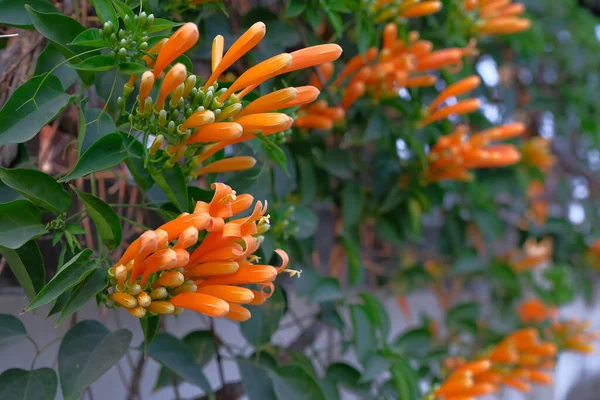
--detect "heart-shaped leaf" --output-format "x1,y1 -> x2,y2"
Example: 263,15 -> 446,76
0,314 -> 27,352
58,320 -> 132,400
0,168 -> 71,214
0,200 -> 46,249
0,368 -> 57,400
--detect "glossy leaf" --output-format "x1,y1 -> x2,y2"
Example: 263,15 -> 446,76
0,200 -> 46,249
35,44 -> 79,90
89,0 -> 117,27
256,133 -> 288,174
55,268 -> 108,326
118,62 -> 149,75
58,321 -> 132,400
25,249 -> 96,311
149,164 -> 188,213
147,18 -> 183,33
285,0 -> 306,17
148,333 -> 211,392
350,304 -> 376,362
359,292 -> 391,338
69,55 -> 115,72
270,365 -> 327,400
69,28 -> 107,48
80,108 -> 117,153
0,240 -> 45,301
109,0 -> 134,27
0,368 -> 57,400
241,285 -> 286,345
0,168 -> 71,214
0,74 -> 73,145
0,314 -> 27,352
74,189 -> 122,250
237,353 -> 277,400
59,133 -> 126,182
0,0 -> 59,28
121,133 -> 153,192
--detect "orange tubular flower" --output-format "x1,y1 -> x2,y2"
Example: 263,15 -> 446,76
401,1 -> 443,18
186,122 -> 243,144
108,183 -> 293,321
236,87 -> 298,117
420,99 -> 480,127
155,63 -> 187,110
153,23 -> 199,78
138,71 -> 155,112
195,156 -> 257,176
468,0 -> 531,37
309,63 -> 335,89
521,137 -> 556,171
427,76 -> 482,112
211,35 -> 224,72
478,18 -> 531,35
518,299 -> 557,324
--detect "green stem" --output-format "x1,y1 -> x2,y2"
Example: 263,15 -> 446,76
119,215 -> 152,231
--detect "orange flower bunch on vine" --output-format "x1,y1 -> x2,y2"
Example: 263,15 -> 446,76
464,0 -> 531,36
371,0 -> 443,23
108,183 -> 293,321
504,237 -> 553,273
425,121 -> 525,183
521,137 -> 556,171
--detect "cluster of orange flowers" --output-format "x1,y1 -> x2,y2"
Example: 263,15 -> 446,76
518,299 -> 557,324
504,237 -> 553,273
521,137 -> 556,171
425,121 -> 525,183
125,22 -> 341,176
108,183 -> 294,321
371,0 -> 443,23
464,0 -> 531,36
526,180 -> 549,226
549,319 -> 599,354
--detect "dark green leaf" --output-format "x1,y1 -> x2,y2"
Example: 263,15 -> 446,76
147,18 -> 183,33
297,157 -> 316,205
47,290 -> 72,317
0,314 -> 27,352
35,44 -> 79,90
0,0 -> 59,28
148,333 -> 211,392
342,182 -> 363,229
58,320 -> 132,400
55,268 -> 108,326
350,304 -> 376,362
69,55 -> 115,72
59,133 -> 126,182
80,108 -> 117,153
237,353 -> 277,400
256,132 -> 288,173
393,327 -> 433,358
319,149 -> 352,179
140,316 -> 159,354
74,189 -> 121,250
360,354 -> 391,383
0,168 -> 71,214
89,0 -> 117,27
341,234 -> 362,284
150,164 -> 188,212
121,133 -> 153,192
0,74 -> 73,145
326,362 -> 370,396
118,62 -> 149,75
0,368 -> 57,400
285,0 -> 306,17
0,200 -> 45,249
0,240 -> 45,301
25,249 -> 96,311
69,28 -> 107,47
241,285 -> 286,345
359,292 -> 390,338
309,277 -> 343,303
270,365 -> 327,400
292,206 -> 318,240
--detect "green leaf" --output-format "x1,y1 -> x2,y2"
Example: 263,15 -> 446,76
0,368 -> 57,400
0,74 -> 73,145
69,28 -> 107,48
319,149 -> 352,179
74,189 -> 122,250
241,285 -> 287,345
256,132 -> 288,174
148,333 -> 211,392
359,354 -> 391,383
270,365 -> 327,400
110,0 -> 134,27
25,249 -> 96,311
0,200 -> 46,249
118,62 -> 149,75
47,290 -> 72,317
89,0 -> 117,27
149,164 -> 189,213
121,133 -> 153,192
390,357 -> 421,400
342,182 -> 363,229
80,108 -> 117,153
0,168 -> 71,214
297,157 -> 316,205
0,241 -> 45,301
69,55 -> 115,72
359,292 -> 390,338
326,362 -> 370,396
0,314 -> 27,352
0,0 -> 59,28
58,321 -> 132,400
292,205 -> 318,240
35,44 -> 79,90
285,0 -> 306,17
350,304 -> 376,362
393,327 -> 433,358
237,353 -> 277,400
140,315 -> 159,354
55,268 -> 108,326
59,133 -> 126,182
147,18 -> 183,33
341,234 -> 362,284
309,277 -> 343,303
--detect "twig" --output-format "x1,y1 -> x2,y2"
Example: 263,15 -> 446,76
127,353 -> 146,400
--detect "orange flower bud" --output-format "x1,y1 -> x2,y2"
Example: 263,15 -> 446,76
510,328 -> 540,348
196,156 -> 257,176
138,248 -> 179,285
435,377 -> 473,397
333,47 -> 378,87
478,17 -> 531,35
174,226 -> 199,250
489,344 -> 519,363
526,343 -> 557,358
235,113 -> 293,133
528,369 -> 553,385
147,301 -> 175,314
405,75 -> 437,88
502,377 -> 531,392
457,359 -> 491,376
294,115 -> 334,130
226,303 -> 251,321
153,23 -> 199,77
480,0 -> 511,18
169,292 -> 230,317
408,40 -> 434,56
212,34 -> 224,72
443,396 -> 476,400
459,383 -> 498,396
428,75 -> 481,112
284,86 -> 320,107
237,87 -> 298,117
198,265 -> 277,285
477,370 -> 503,385
186,122 -> 244,144
138,71 -> 155,112
309,63 -> 334,90
182,110 -> 216,130
197,285 -> 255,303
112,292 -> 137,308
142,38 -> 169,68
496,3 -> 526,17
219,53 -> 293,102
469,122 -> 526,146
126,305 -> 146,318
172,281 -> 198,296
150,287 -> 168,300
402,1 -> 443,18
157,213 -> 210,241
319,107 -> 345,121
342,81 -> 366,109
204,22 -> 266,89
420,99 -> 480,126
282,44 -> 343,74
416,49 -> 463,72
248,289 -> 267,305
157,271 -> 185,287
464,0 -> 478,11
185,261 -> 240,278
383,23 -> 397,50
156,63 -> 187,109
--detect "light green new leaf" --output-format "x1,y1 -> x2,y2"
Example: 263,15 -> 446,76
69,28 -> 107,48
149,164 -> 189,212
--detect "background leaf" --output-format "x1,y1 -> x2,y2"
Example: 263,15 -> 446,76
0,368 -> 57,400
0,240 -> 45,301
270,365 -> 327,400
241,285 -> 287,345
0,314 -> 27,352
